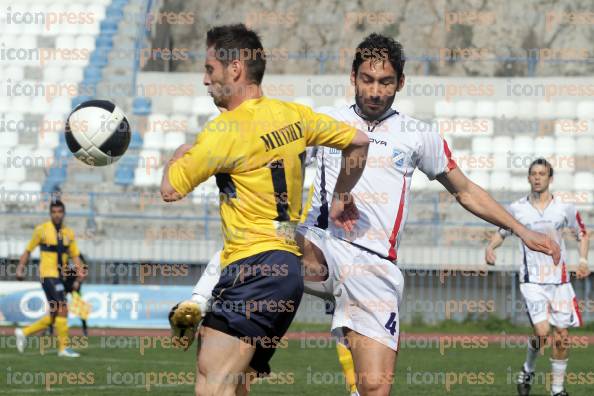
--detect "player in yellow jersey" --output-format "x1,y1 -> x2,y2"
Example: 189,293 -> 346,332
161,24 -> 369,396
14,199 -> 86,357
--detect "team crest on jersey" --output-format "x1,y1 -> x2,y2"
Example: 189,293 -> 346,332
392,149 -> 406,167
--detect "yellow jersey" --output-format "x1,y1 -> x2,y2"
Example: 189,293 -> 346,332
26,221 -> 80,278
168,97 -> 357,267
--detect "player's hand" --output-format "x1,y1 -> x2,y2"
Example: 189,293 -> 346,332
576,259 -> 590,279
16,265 -> 25,281
169,300 -> 202,351
330,192 -> 359,232
485,248 -> 496,265
518,229 -> 560,265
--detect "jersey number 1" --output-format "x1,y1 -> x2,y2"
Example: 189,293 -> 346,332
268,151 -> 306,221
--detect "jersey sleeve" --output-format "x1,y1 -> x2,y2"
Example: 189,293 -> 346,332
168,121 -> 235,196
298,105 -> 357,149
25,226 -> 42,252
565,204 -> 587,241
416,127 -> 457,180
68,231 -> 80,258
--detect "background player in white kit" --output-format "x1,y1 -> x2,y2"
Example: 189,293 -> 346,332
486,158 -> 589,396
181,34 -> 561,396
297,34 -> 560,396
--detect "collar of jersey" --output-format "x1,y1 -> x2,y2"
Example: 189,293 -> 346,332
351,104 -> 399,124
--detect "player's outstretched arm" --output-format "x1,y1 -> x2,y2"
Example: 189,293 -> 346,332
160,144 -> 194,202
16,250 -> 30,281
577,230 -> 590,279
437,167 -> 560,264
330,130 -> 369,231
485,232 -> 504,265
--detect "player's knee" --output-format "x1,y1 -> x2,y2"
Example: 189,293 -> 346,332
358,380 -> 391,396
554,328 -> 569,350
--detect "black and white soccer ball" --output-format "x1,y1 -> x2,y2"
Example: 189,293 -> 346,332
65,100 -> 131,166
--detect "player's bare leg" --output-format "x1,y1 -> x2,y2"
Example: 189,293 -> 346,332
296,232 -> 328,282
550,326 -> 569,395
345,329 -> 396,396
195,326 -> 255,396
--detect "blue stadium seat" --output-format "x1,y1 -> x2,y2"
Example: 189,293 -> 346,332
132,97 -> 151,116
100,19 -> 119,35
90,50 -> 109,68
105,6 -> 124,21
129,132 -> 143,150
95,35 -> 113,50
71,96 -> 93,108
83,67 -> 103,85
115,166 -> 134,186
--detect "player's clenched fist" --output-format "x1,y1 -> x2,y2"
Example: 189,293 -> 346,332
169,300 -> 202,351
330,192 -> 359,232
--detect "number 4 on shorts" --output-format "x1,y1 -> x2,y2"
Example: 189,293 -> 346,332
384,312 -> 397,336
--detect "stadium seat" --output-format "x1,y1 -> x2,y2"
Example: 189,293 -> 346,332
475,118 -> 493,137
512,135 -> 534,156
467,171 -> 490,190
533,136 -> 555,156
0,97 -> 11,112
551,171 -> 573,191
19,182 -> 42,203
293,96 -> 316,108
49,97 -> 73,115
536,101 -> 556,119
492,154 -> 510,171
495,100 -> 517,119
63,66 -> 85,83
193,96 -> 219,116
75,35 -> 96,51
511,176 -> 528,192
12,96 -> 31,113
133,167 -> 155,187
142,131 -> 165,150
490,171 -> 511,190
576,137 -> 594,156
115,166 -> 135,186
147,114 -> 169,133
4,166 -> 26,183
576,101 -> 594,120
555,101 -> 577,119
44,66 -> 64,82
164,132 -> 187,150
33,148 -> 55,168
38,132 -> 60,149
30,97 -> 51,115
138,150 -> 162,168
0,182 -> 20,201
471,136 -> 492,155
55,35 -> 76,50
133,97 -> 152,116
492,136 -> 512,155
574,172 -> 594,191
129,132 -> 143,150
4,65 -> 25,81
517,101 -> 536,120
454,100 -> 475,118
169,114 -> 189,133
396,99 -> 415,115
434,100 -> 455,117
555,137 -> 576,156
172,97 -> 194,114
474,101 -> 496,118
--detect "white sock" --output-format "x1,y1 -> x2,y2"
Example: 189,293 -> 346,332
523,337 -> 540,372
191,250 -> 221,312
550,358 -> 567,394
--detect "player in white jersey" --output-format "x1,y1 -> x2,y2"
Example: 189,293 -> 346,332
182,34 -> 560,396
485,158 -> 589,396
297,34 -> 560,396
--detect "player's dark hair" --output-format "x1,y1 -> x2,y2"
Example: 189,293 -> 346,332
352,33 -> 405,81
206,24 -> 266,85
528,158 -> 553,177
50,199 -> 65,212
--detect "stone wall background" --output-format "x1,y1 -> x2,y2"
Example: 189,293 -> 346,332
146,0 -> 594,76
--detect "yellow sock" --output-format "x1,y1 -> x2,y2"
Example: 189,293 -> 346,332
22,315 -> 53,336
54,316 -> 69,352
337,342 -> 357,393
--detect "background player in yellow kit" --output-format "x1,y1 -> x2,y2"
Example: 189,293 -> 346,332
14,199 -> 86,357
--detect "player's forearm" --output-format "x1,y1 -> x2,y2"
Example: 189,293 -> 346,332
18,251 -> 30,268
579,233 -> 589,260
72,256 -> 87,280
160,163 -> 184,202
455,181 -> 528,238
333,132 -> 369,197
487,232 -> 504,251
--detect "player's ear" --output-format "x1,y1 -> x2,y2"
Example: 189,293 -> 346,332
350,70 -> 356,86
228,59 -> 242,81
397,73 -> 405,91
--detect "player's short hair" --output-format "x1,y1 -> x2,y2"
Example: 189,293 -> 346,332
352,33 -> 405,81
50,199 -> 65,212
206,24 -> 266,85
528,158 -> 553,177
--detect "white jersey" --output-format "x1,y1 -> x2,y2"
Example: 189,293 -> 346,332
499,196 -> 587,284
303,105 -> 456,260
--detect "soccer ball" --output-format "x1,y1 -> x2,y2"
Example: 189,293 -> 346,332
65,100 -> 131,166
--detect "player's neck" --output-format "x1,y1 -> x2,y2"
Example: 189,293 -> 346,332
529,190 -> 552,206
226,84 -> 263,111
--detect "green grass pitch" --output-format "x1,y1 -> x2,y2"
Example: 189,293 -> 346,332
1,333 -> 592,395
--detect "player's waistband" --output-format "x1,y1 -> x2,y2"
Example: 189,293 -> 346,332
337,238 -> 396,264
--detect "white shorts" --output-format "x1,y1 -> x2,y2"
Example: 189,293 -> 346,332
520,283 -> 582,329
299,225 -> 404,351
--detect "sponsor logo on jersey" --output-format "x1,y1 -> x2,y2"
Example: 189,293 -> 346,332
370,138 -> 387,146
